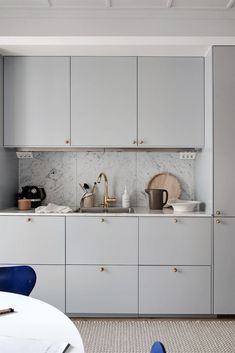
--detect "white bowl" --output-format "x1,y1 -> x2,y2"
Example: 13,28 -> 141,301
170,200 -> 200,212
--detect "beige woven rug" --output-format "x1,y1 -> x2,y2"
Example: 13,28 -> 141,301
73,319 -> 235,353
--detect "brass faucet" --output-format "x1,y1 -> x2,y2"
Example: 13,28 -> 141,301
96,172 -> 116,208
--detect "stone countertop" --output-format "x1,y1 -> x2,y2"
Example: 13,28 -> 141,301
0,207 -> 212,217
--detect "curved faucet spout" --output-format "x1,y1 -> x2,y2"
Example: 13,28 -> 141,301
96,172 -> 116,208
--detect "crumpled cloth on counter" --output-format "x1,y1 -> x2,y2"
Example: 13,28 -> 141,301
35,203 -> 73,214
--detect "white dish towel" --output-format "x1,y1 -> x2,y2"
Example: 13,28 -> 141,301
35,203 -> 73,214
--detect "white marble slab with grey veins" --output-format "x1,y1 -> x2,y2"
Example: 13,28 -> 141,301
19,151 -> 195,208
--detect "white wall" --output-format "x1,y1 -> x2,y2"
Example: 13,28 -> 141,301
0,8 -> 235,37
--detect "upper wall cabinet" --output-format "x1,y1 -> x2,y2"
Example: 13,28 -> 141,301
138,57 -> 204,148
71,57 -> 137,147
4,57 -> 70,147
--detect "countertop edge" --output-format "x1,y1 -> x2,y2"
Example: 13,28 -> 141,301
0,208 -> 212,217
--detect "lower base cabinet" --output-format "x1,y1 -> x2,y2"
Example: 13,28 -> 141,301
139,266 -> 211,315
29,265 -> 65,313
66,265 -> 138,315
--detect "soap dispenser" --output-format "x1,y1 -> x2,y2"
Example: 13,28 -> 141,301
122,186 -> 130,208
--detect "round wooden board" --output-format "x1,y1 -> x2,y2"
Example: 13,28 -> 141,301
147,172 -> 182,202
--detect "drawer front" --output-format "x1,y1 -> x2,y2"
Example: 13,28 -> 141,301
66,265 -> 138,314
139,217 -> 211,265
66,217 -> 138,265
0,216 -> 65,264
30,265 -> 65,313
2,264 -> 65,312
139,266 -> 211,315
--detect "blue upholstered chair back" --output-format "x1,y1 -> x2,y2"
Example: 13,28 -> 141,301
0,266 -> 36,296
150,341 -> 167,353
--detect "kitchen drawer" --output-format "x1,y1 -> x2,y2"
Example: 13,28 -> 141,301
2,264 -> 65,312
0,216 -> 65,264
139,266 -> 211,315
66,265 -> 138,315
30,265 -> 65,312
139,217 -> 211,265
66,217 -> 138,265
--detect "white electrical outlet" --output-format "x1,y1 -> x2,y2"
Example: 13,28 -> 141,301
16,152 -> 33,159
179,152 -> 197,160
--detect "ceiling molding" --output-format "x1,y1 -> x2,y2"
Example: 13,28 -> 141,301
0,8 -> 235,19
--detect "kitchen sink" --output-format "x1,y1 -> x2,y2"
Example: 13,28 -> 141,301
77,207 -> 135,214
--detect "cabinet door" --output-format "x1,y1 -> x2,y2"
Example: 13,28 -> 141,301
213,47 -> 235,216
0,216 -> 65,264
139,217 -> 211,265
4,57 -> 70,147
66,216 -> 138,265
71,57 -> 137,147
66,265 -> 138,315
139,266 -> 211,315
214,217 -> 235,314
138,57 -> 204,147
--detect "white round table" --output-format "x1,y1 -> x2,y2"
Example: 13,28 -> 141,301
0,292 -> 84,353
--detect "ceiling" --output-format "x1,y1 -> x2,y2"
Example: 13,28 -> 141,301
0,0 -> 234,10
0,0 -> 235,56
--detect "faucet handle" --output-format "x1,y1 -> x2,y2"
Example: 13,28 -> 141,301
107,196 -> 116,202
105,196 -> 116,208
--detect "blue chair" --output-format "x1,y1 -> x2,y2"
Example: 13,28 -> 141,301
0,266 -> 36,296
150,341 -> 167,353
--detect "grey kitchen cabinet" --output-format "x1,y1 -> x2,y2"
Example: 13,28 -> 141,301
138,57 -> 204,147
214,217 -> 235,314
139,217 -> 212,265
66,216 -> 138,265
71,57 -> 137,147
0,216 -> 65,312
213,47 -> 235,315
4,57 -> 70,147
139,216 -> 212,315
0,216 -> 65,264
66,216 -> 138,315
139,266 -> 211,315
213,47 -> 235,216
66,265 -> 138,315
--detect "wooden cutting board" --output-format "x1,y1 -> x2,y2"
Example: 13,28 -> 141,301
147,172 -> 181,202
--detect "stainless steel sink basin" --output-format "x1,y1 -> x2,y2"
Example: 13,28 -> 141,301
78,207 -> 135,214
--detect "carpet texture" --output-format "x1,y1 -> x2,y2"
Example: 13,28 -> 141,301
73,319 -> 235,353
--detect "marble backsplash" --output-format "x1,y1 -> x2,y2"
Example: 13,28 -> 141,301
19,151 -> 195,208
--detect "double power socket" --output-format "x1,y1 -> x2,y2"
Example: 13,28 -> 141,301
179,152 -> 197,160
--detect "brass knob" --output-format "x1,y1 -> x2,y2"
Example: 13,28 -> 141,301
132,140 -> 137,145
139,140 -> 144,144
172,267 -> 178,273
100,267 -> 105,272
65,140 -> 70,144
216,219 -> 221,224
216,210 -> 221,215
173,218 -> 178,223
27,218 -> 31,222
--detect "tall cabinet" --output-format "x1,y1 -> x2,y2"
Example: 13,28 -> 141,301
213,46 -> 235,314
